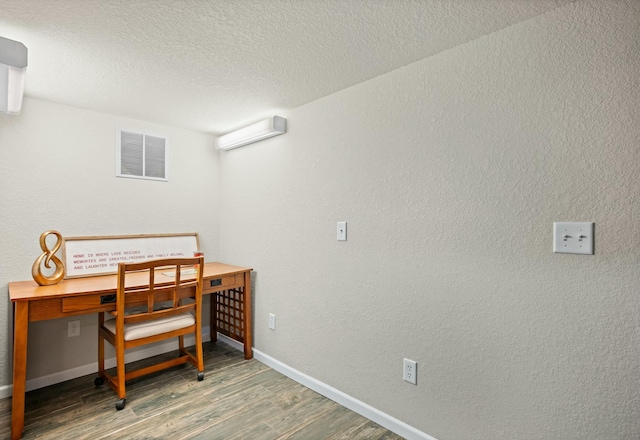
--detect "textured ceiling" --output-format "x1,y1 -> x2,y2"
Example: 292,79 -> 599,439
0,0 -> 571,134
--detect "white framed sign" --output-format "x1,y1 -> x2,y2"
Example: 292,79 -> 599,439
63,233 -> 200,278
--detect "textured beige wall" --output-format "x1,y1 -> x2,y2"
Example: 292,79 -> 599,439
0,98 -> 220,384
219,1 -> 640,439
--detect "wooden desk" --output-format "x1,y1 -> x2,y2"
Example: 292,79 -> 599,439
9,262 -> 252,440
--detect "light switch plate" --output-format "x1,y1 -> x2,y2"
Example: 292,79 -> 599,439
553,222 -> 594,255
337,221 -> 347,241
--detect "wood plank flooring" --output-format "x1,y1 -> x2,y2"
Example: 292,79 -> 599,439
0,342 -> 404,439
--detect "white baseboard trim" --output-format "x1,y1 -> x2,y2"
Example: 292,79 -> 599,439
0,326 -> 213,400
252,348 -> 436,440
215,333 -> 245,352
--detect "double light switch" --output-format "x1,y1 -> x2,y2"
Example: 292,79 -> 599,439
553,222 -> 594,255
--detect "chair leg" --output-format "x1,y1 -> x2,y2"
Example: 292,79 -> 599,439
116,342 -> 126,402
195,328 -> 204,374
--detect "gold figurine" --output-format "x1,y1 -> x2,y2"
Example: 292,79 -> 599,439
32,230 -> 65,285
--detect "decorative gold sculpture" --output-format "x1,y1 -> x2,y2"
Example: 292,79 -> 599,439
32,230 -> 65,286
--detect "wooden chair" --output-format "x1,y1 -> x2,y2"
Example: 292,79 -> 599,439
95,257 -> 205,410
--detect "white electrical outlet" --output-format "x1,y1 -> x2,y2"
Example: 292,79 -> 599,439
269,313 -> 276,330
403,358 -> 417,385
68,320 -> 80,337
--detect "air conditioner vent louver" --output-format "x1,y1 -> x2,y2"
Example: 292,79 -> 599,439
144,135 -> 166,178
117,129 -> 167,181
120,131 -> 144,177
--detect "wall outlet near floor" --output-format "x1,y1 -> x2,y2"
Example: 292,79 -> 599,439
403,358 -> 417,385
269,313 -> 276,330
68,320 -> 80,337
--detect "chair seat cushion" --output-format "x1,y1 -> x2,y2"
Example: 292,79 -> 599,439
104,313 -> 195,341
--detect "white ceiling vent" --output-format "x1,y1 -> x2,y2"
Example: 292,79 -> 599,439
116,129 -> 167,181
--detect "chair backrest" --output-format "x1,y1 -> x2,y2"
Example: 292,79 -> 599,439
115,257 -> 204,329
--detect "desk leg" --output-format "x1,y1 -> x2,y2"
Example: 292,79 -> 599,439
243,271 -> 253,360
210,293 -> 218,349
12,301 -> 28,440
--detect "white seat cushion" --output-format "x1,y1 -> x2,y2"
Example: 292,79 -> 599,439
104,313 -> 195,341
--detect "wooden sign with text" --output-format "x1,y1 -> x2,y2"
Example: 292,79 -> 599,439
63,233 -> 200,278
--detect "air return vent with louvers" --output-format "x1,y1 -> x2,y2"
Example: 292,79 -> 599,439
116,129 -> 167,181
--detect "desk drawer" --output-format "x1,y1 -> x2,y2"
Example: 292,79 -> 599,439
203,274 -> 239,293
63,294 -> 116,313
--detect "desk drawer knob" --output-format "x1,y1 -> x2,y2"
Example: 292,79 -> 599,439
210,279 -> 222,287
100,294 -> 116,304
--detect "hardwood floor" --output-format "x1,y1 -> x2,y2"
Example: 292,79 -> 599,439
0,342 -> 404,439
